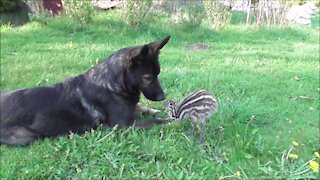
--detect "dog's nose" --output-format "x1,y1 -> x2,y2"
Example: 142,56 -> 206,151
156,93 -> 165,101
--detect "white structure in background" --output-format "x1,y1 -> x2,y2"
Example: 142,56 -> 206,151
221,0 -> 317,25
286,2 -> 317,25
221,0 -> 280,12
92,0 -> 122,9
91,0 -> 317,25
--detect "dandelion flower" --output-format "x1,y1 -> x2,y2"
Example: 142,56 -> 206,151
288,153 -> 299,160
235,171 -> 241,177
68,41 -> 73,48
314,152 -> 320,159
76,167 -> 82,173
292,141 -> 299,147
309,160 -> 319,172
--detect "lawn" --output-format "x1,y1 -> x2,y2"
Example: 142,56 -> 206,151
0,11 -> 319,179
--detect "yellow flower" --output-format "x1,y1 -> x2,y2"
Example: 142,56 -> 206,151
288,153 -> 299,160
314,152 -> 320,159
309,160 -> 319,172
76,167 -> 82,173
292,141 -> 299,147
235,171 -> 241,177
68,41 -> 73,48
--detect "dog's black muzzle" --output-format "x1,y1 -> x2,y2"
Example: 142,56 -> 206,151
141,79 -> 165,101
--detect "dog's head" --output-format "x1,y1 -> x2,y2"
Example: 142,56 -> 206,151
126,36 -> 170,101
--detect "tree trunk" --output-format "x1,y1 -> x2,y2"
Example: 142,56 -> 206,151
25,0 -> 44,15
246,0 -> 251,27
255,1 -> 263,29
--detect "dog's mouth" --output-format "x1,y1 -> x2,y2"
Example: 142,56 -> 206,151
142,91 -> 165,101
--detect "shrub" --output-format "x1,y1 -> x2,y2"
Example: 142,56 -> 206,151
0,0 -> 23,13
179,2 -> 205,28
160,0 -> 182,14
28,12 -> 52,25
160,0 -> 204,28
63,0 -> 94,25
203,1 -> 232,30
121,0 -> 152,27
293,0 -> 307,5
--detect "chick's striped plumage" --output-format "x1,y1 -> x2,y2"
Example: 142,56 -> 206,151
166,90 -> 218,142
176,90 -> 217,120
167,90 -> 218,121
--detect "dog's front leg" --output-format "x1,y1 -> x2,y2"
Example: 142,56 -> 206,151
135,103 -> 161,116
107,102 -> 170,129
134,118 -> 174,129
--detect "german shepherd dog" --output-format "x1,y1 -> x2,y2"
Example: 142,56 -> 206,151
0,36 -> 171,146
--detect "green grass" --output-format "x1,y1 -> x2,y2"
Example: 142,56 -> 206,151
0,11 -> 319,179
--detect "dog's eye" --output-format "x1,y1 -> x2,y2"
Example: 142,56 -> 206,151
142,75 -> 153,83
144,77 -> 153,82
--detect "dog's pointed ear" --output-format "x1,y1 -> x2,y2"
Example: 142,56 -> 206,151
129,45 -> 149,65
130,45 -> 149,59
148,36 -> 171,52
139,45 -> 149,56
137,45 -> 149,57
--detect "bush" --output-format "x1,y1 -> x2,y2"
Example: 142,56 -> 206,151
159,0 -> 182,14
160,0 -> 204,28
293,0 -> 307,5
28,12 -> 52,25
203,1 -> 232,30
64,0 -> 94,25
0,0 -> 23,13
121,0 -> 152,27
180,2 -> 205,28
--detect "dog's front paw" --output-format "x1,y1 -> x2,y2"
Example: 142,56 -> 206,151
149,109 -> 161,115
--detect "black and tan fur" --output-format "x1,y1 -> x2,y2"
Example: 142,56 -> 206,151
0,36 -> 171,146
